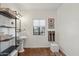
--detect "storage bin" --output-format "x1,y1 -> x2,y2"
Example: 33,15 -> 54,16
50,42 -> 59,52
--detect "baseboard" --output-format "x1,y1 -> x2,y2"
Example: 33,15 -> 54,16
59,49 -> 66,56
24,46 -> 50,48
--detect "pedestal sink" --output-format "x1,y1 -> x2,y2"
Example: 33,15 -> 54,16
19,36 -> 27,53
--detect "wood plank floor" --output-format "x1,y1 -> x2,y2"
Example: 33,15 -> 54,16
19,48 -> 63,56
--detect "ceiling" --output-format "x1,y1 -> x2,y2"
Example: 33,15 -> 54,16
2,3 -> 62,11
1,3 -> 62,15
14,3 -> 62,11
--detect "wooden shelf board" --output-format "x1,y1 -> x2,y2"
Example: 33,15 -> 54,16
0,37 -> 15,42
0,25 -> 15,28
0,8 -> 17,19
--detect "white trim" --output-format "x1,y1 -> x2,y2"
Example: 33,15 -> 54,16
24,46 -> 50,48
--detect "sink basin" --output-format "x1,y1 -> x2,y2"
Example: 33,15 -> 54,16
19,36 -> 27,40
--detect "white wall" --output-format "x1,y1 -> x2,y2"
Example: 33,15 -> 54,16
56,4 -> 79,56
21,10 -> 57,48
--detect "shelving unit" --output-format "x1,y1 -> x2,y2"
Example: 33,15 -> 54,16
0,8 -> 21,56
